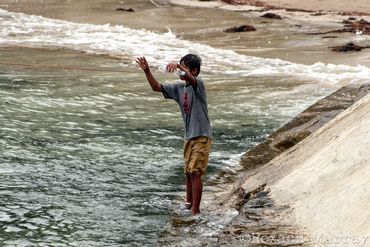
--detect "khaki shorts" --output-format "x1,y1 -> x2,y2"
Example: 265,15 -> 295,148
183,136 -> 211,175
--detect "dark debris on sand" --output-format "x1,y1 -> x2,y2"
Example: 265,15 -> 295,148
224,25 -> 256,33
261,12 -> 282,19
116,7 -> 135,12
342,18 -> 370,34
330,42 -> 370,52
309,18 -> 370,35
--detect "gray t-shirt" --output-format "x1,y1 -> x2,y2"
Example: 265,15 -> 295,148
161,77 -> 212,140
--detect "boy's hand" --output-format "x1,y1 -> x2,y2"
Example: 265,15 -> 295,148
166,62 -> 179,73
136,56 -> 150,72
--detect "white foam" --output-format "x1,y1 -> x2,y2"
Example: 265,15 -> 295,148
0,8 -> 370,85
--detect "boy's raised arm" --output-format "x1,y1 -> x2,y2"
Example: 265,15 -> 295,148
166,62 -> 197,88
177,63 -> 197,88
136,56 -> 162,92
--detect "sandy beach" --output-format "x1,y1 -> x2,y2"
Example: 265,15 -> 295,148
0,0 -> 369,67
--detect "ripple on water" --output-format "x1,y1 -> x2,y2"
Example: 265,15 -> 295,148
0,44 -> 335,246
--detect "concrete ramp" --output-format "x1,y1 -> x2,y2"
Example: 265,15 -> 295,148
269,92 -> 370,246
218,87 -> 370,246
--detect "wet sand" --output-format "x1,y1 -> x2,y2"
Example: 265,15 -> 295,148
258,0 -> 370,14
0,0 -> 369,67
169,0 -> 370,67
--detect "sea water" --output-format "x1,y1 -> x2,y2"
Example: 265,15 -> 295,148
0,8 -> 369,246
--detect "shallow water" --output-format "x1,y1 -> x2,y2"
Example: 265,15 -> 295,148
0,46 -> 331,246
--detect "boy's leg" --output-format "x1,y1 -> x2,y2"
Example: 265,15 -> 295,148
185,173 -> 192,209
183,136 -> 211,214
190,172 -> 203,215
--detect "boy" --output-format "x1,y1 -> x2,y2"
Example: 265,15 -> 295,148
136,54 -> 211,215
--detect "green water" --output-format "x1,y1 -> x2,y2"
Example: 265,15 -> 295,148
0,47 -> 330,246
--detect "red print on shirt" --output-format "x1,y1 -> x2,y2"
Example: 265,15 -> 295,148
181,91 -> 191,115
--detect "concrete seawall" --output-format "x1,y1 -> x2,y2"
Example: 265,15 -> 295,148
269,92 -> 370,246
218,84 -> 370,246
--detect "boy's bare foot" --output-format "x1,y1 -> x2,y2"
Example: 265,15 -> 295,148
191,209 -> 200,215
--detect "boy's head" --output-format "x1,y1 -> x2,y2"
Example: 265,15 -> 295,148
180,54 -> 202,77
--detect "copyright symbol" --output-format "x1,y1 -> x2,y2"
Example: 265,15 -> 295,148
241,233 -> 252,243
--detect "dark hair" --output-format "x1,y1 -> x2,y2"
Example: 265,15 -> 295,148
180,54 -> 202,76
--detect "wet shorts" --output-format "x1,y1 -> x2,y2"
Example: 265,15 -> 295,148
183,136 -> 211,176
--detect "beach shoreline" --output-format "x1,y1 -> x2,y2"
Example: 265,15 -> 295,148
0,0 -> 369,67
